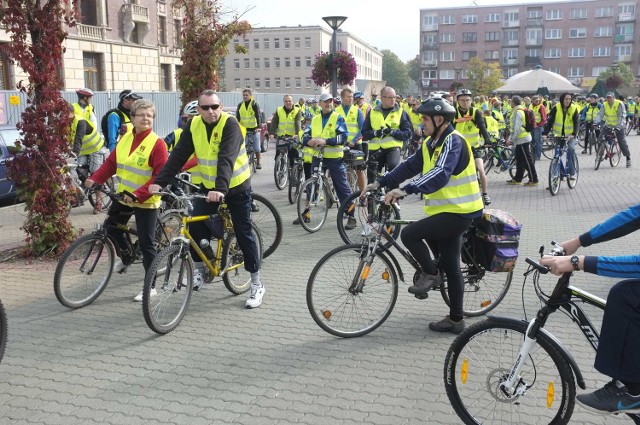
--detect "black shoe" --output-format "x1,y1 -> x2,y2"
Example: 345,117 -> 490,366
344,216 -> 357,230
581,150 -> 588,154
251,201 -> 259,212
408,272 -> 442,295
576,380 -> 640,414
293,209 -> 310,225
627,159 -> 632,168
256,163 -> 262,170
429,317 -> 465,334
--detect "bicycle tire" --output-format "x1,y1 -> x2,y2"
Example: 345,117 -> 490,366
541,139 -> 555,160
627,119 -> 634,136
594,141 -> 605,171
142,243 -> 193,334
297,176 -> 330,233
336,191 -> 401,247
576,125 -> 586,148
439,264 -> 513,317
250,192 -> 283,259
444,318 -> 575,425
249,150 -> 257,174
482,147 -> 495,173
610,141 -> 621,167
346,167 -> 358,192
508,153 -> 527,180
53,233 -> 115,309
287,162 -> 304,205
548,158 -> 560,196
87,177 -> 116,211
222,222 -> 263,295
273,152 -> 288,190
0,299 -> 6,364
306,244 -> 398,338
567,154 -> 578,189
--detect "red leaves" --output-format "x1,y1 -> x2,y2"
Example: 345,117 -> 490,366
311,50 -> 358,87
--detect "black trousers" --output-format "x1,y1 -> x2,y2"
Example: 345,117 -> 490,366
400,213 -> 472,321
514,143 -> 538,183
106,202 -> 158,273
584,122 -> 599,151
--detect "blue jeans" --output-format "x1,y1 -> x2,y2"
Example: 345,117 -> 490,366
565,138 -> 577,175
310,157 -> 352,205
532,127 -> 543,160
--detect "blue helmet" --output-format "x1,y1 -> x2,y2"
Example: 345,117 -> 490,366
354,91 -> 364,100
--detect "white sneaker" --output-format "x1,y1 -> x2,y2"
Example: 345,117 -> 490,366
193,269 -> 205,291
113,258 -> 127,273
361,223 -> 372,237
245,283 -> 265,309
133,288 -> 156,302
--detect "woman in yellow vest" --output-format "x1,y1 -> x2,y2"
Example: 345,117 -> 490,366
85,99 -> 168,302
364,98 -> 483,335
543,92 -> 580,177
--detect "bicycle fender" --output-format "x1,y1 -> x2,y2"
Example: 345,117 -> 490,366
374,244 -> 404,283
486,315 -> 587,390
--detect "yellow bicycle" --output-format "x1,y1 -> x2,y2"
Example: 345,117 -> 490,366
142,192 -> 263,334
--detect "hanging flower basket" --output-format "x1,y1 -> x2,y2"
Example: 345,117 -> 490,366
311,50 -> 358,87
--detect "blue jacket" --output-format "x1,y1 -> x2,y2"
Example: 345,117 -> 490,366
580,103 -> 603,122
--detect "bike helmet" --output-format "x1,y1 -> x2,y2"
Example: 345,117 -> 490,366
353,91 -> 364,100
182,100 -> 199,116
76,88 -> 94,97
416,98 -> 457,135
456,88 -> 472,98
588,93 -> 598,99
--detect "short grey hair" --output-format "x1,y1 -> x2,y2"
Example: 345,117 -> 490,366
512,96 -> 522,106
131,99 -> 156,117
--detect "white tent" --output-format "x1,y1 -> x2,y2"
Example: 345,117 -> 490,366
496,67 -> 582,94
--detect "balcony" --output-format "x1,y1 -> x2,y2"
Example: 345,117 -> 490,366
525,38 -> 542,46
421,78 -> 432,88
502,20 -> 520,28
614,34 -> 634,43
76,24 -> 105,40
615,54 -> 632,62
524,55 -> 542,65
503,58 -> 519,66
131,4 -> 149,23
422,41 -> 439,50
526,18 -> 543,27
502,39 -> 519,47
422,24 -> 439,32
422,59 -> 438,67
617,13 -> 636,22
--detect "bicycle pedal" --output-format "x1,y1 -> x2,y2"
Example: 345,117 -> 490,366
414,293 -> 429,300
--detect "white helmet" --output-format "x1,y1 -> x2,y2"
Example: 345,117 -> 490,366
183,100 -> 199,116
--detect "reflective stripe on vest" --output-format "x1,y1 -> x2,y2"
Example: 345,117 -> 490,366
115,131 -> 161,209
72,115 -> 104,155
335,105 -> 360,143
454,107 -> 481,147
238,100 -> 258,128
276,106 -> 297,136
485,115 -> 499,138
190,113 -> 250,189
604,100 -> 622,127
422,131 -> 483,217
311,112 -> 343,159
369,108 -> 402,150
552,104 -> 578,137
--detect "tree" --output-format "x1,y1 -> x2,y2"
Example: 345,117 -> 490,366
407,55 -> 421,88
465,57 -> 503,96
2,0 -> 79,256
173,0 -> 251,105
381,49 -> 409,93
599,62 -> 635,95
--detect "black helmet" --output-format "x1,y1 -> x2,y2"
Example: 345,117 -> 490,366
416,98 -> 456,122
456,88 -> 472,98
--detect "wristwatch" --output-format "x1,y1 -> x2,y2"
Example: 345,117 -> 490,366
570,255 -> 580,271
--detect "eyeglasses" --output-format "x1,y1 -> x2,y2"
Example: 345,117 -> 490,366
134,113 -> 154,119
199,104 -> 220,111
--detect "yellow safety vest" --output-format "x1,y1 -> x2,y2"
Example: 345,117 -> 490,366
238,99 -> 258,128
115,130 -> 162,209
276,106 -> 298,137
409,109 -> 422,132
454,106 -> 481,148
300,128 -> 313,164
628,102 -> 637,114
485,115 -> 499,138
603,100 -> 623,126
552,104 -> 579,137
71,115 -> 104,155
531,104 -> 543,125
73,102 -> 93,123
512,107 -> 529,139
422,130 -> 483,217
585,104 -> 600,123
335,104 -> 360,144
308,105 -> 321,116
358,102 -> 370,117
492,109 -> 506,130
310,111 -> 343,159
190,114 -> 250,190
369,108 -> 403,151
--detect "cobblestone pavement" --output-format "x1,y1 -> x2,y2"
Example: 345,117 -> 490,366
1,136 -> 640,424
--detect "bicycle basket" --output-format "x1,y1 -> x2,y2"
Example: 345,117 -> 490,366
472,208 -> 522,272
344,150 -> 365,168
276,138 -> 293,152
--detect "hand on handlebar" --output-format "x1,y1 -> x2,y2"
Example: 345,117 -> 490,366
539,255 -> 582,276
361,181 -> 380,197
384,188 -> 406,205
206,190 -> 224,203
148,183 -> 163,194
84,179 -> 95,189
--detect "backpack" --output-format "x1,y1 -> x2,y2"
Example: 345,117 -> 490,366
523,108 -> 536,133
100,108 -> 125,137
469,209 -> 522,272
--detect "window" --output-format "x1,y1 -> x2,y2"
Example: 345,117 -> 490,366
274,38 -> 280,48
545,29 -> 562,39
569,28 -> 586,38
305,78 -> 312,88
462,51 -> 477,61
274,57 -> 280,68
526,48 -> 541,57
485,31 -> 500,41
617,23 -> 634,37
294,37 -> 300,48
593,46 -> 611,57
615,44 -> 633,61
234,78 -> 241,89
440,33 -> 455,43
295,78 -> 301,88
504,12 -> 519,22
244,78 -> 250,88
595,26 -> 613,37
568,47 -> 585,57
284,78 -> 291,88
568,67 -> 584,77
82,52 -> 104,90
264,58 -> 270,68
503,48 -> 518,59
462,14 -> 477,23
158,16 -> 167,44
305,56 -> 312,67
485,13 -> 500,22
503,68 -> 518,78
440,15 -> 455,24
304,37 -> 311,48
462,32 -> 477,42
254,58 -> 260,69
234,59 -> 240,69
439,70 -> 455,79
174,19 -> 182,47
275,77 -> 281,88
254,78 -> 260,89
423,15 -> 438,26
504,29 -> 519,41
265,78 -> 271,88
619,4 -> 636,15
595,7 -> 613,18
263,38 -> 270,49
423,69 -> 437,79
592,66 -> 608,76
527,10 -> 543,19
485,50 -> 499,60
160,64 -> 171,90
441,51 -> 455,61
243,38 -> 249,49
295,57 -> 301,68
422,51 -> 437,65
526,28 -> 542,44
79,0 -> 100,25
284,57 -> 290,68
284,37 -> 290,48
546,10 -> 562,20
544,48 -> 561,58
570,8 -> 587,19
244,58 -> 250,69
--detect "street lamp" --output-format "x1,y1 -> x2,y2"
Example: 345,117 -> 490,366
322,15 -> 348,97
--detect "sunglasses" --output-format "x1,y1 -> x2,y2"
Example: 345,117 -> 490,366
199,104 -> 220,111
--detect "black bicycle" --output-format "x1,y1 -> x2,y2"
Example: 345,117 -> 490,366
444,242 -> 640,425
245,130 -> 257,174
0,298 -> 6,364
273,136 -> 295,190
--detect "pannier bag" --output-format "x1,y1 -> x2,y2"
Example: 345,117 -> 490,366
472,208 -> 522,272
344,150 -> 365,168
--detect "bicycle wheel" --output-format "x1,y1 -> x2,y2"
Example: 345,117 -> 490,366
576,125 -> 586,148
0,299 -> 6,364
222,222 -> 263,295
87,177 -> 116,211
610,142 -> 621,167
567,154 -> 578,189
142,243 -> 193,334
482,147 -> 495,173
157,210 -> 183,242
287,163 -> 304,205
444,318 -> 576,425
273,152 -> 288,190
541,139 -> 555,160
306,244 -> 398,338
548,158 -> 560,196
627,119 -> 634,136
346,167 -> 358,192
250,192 -> 283,259
297,176 -> 330,233
249,150 -> 257,174
336,190 -> 401,247
53,234 -> 114,309
594,140 -> 605,171
440,263 -> 513,317
507,155 -> 527,180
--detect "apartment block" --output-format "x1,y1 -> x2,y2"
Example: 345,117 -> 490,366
419,0 -> 639,94
220,26 -> 383,96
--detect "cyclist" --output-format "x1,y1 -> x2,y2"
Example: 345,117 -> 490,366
596,92 -> 632,168
530,95 -> 547,160
85,99 -> 168,302
354,91 -> 371,118
364,98 -> 483,335
579,94 -> 602,155
335,88 -> 366,191
505,96 -> 539,186
544,92 -> 579,179
236,88 -> 263,169
73,88 -> 97,127
269,94 -> 303,167
103,89 -> 141,152
150,90 -> 264,308
307,98 -> 321,117
539,203 -> 640,414
453,89 -> 492,206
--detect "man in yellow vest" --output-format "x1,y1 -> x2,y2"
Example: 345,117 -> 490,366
335,88 -> 366,191
506,96 -> 539,185
354,91 -> 371,118
363,98 -> 483,334
269,94 -> 302,168
579,94 -> 602,155
236,88 -> 263,169
150,90 -> 265,309
73,88 -> 97,128
530,95 -> 547,160
104,89 -> 140,151
595,92 -> 632,167
307,98 -> 321,117
543,92 -> 580,177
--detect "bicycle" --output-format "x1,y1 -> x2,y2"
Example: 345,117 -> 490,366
594,125 -> 621,170
444,242 -> 640,425
142,191 -> 263,334
482,138 -> 521,179
53,186 -> 173,309
548,136 -> 579,196
0,298 -> 6,364
273,136 -> 295,190
307,189 -> 513,338
245,130 -> 257,174
576,120 -> 587,148
63,154 -> 116,211
625,114 -> 639,136
287,148 -> 304,205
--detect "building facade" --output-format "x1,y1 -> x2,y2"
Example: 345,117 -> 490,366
219,26 -> 383,96
419,0 -> 639,94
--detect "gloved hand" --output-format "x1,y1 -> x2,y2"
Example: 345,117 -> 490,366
382,126 -> 393,137
373,129 -> 383,138
384,188 -> 407,205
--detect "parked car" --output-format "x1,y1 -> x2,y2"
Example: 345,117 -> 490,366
0,124 -> 20,201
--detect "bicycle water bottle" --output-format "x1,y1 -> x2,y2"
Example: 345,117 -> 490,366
199,239 -> 215,261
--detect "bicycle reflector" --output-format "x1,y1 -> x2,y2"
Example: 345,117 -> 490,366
461,358 -> 469,384
322,310 -> 332,320
381,269 -> 390,280
547,382 -> 555,408
361,265 -> 371,279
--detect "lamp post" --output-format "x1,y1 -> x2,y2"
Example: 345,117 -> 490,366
322,16 -> 347,97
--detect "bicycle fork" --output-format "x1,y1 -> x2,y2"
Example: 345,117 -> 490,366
349,239 -> 380,295
499,318 -> 541,400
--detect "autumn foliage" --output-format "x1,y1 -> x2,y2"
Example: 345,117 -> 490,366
1,0 -> 80,255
